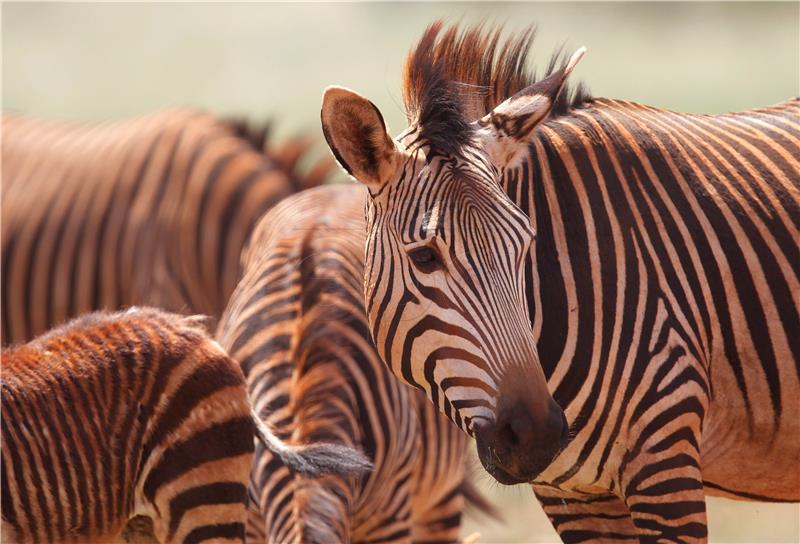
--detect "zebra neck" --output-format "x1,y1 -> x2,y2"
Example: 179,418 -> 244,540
505,97 -> 800,416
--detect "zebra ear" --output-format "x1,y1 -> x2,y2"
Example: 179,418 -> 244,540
321,86 -> 398,190
479,47 -> 586,165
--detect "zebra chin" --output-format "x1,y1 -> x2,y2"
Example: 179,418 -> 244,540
473,397 -> 569,485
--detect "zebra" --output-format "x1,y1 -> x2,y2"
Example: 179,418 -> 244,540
217,185 -> 494,543
1,307 -> 255,543
1,307 -> 370,544
1,109 -> 332,345
317,21 -> 800,541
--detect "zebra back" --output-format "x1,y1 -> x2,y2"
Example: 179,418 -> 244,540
217,184 -> 476,543
1,109 -> 332,345
1,307 -> 254,543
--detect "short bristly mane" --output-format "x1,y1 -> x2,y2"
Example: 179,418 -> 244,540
402,21 -> 591,155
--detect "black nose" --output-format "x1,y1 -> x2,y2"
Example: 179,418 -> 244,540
475,398 -> 567,483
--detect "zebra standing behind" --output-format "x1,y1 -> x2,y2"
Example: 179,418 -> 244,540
1,109 -> 331,345
217,184 -> 489,543
318,22 -> 799,541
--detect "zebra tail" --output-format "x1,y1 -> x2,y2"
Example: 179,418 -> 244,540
250,407 -> 373,478
460,479 -> 503,522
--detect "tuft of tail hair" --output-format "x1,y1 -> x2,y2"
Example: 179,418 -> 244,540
460,479 -> 503,522
251,408 -> 373,478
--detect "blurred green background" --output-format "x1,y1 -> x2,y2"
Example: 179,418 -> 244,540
3,2 -> 799,542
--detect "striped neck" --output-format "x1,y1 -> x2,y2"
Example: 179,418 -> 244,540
508,97 -> 799,423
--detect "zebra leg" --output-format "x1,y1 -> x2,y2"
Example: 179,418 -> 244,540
533,485 -> 638,542
619,445 -> 708,543
245,491 -> 267,544
250,441 -> 357,544
617,374 -> 709,544
409,402 -> 470,544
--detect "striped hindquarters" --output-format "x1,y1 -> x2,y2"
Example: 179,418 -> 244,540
1,308 -> 254,543
218,184 -> 475,543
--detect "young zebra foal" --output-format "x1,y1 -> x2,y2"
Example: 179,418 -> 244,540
1,308 -> 255,543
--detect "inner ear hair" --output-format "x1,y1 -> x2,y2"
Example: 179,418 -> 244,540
481,46 -> 587,141
321,86 -> 396,189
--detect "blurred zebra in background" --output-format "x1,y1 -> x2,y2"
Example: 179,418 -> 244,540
218,184 -> 493,543
2,109 -> 333,344
319,21 -> 800,542
2,307 -> 255,543
2,107 -> 481,542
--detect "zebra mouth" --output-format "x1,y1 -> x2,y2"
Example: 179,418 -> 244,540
475,443 -> 533,485
484,461 -> 529,485
473,400 -> 568,485
474,419 -> 566,485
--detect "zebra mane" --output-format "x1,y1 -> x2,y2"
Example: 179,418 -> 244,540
402,21 -> 591,155
222,117 -> 273,151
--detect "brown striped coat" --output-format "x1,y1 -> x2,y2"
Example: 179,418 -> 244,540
1,110 -> 331,345
318,21 -> 799,542
218,185 -> 486,543
1,308 -> 254,543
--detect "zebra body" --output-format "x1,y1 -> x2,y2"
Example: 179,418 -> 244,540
217,184 -> 473,543
521,96 -> 800,539
2,110 -> 328,344
1,308 -> 254,543
319,22 -> 799,542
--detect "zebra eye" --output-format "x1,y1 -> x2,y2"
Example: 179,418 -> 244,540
408,246 -> 442,272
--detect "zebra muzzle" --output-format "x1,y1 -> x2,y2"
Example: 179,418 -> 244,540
473,397 -> 568,484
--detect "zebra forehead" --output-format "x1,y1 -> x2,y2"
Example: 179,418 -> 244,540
423,203 -> 441,237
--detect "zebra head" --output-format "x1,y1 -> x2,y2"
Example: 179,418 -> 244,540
320,24 -> 585,484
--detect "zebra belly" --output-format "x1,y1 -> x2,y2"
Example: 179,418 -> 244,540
700,350 -> 800,502
700,417 -> 800,501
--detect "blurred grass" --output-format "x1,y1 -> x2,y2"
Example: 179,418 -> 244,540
3,3 -> 799,543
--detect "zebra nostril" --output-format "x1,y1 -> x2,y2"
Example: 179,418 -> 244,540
495,418 -> 521,450
510,415 -> 532,446
506,423 -> 521,447
495,411 -> 536,451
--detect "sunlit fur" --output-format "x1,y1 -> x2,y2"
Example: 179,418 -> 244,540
349,21 -> 799,542
217,185 -> 479,543
522,97 -> 799,541
1,308 -> 254,543
1,110 -> 332,344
